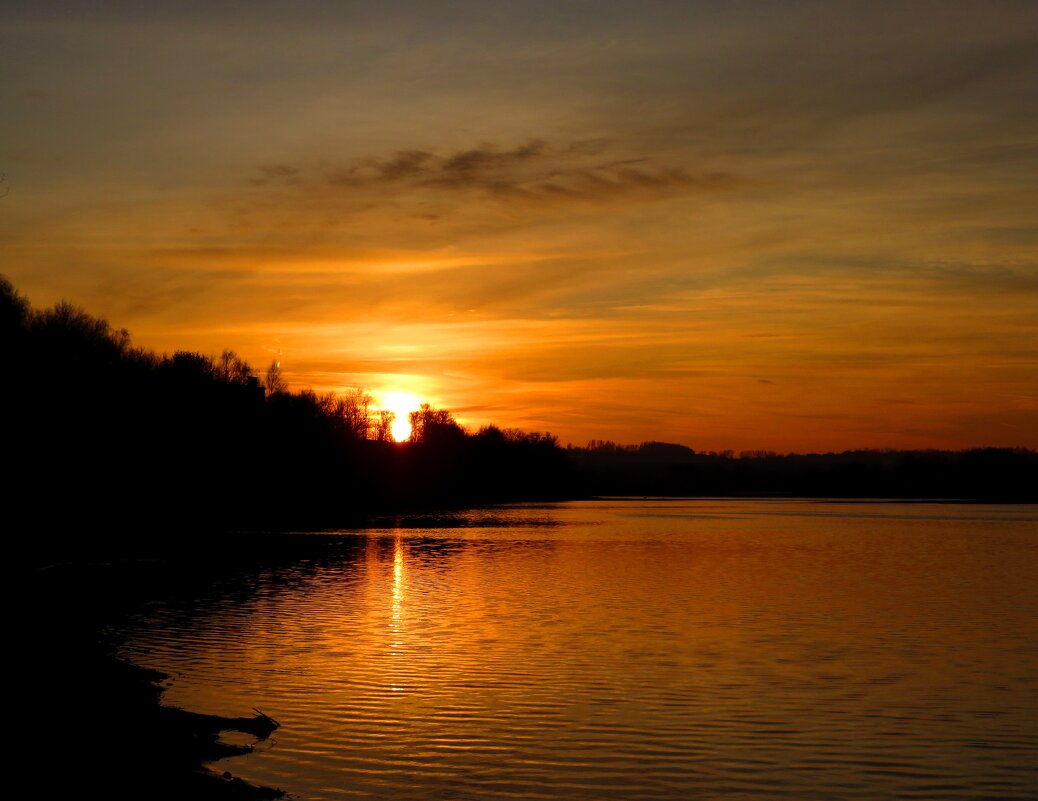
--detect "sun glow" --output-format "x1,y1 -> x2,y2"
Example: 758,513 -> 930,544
379,391 -> 422,442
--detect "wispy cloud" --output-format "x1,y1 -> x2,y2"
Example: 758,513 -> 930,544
250,139 -> 742,206
5,1 -> 1037,451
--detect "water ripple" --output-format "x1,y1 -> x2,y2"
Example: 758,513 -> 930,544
120,500 -> 1038,800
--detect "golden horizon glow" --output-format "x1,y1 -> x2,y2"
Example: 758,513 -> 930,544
3,3 -> 1036,451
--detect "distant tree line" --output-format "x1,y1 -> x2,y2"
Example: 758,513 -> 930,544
568,440 -> 1037,501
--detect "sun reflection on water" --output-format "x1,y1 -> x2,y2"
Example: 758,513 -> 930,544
391,536 -> 404,642
388,538 -> 406,696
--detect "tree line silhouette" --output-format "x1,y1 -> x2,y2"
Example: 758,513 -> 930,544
1,276 -> 570,548
567,440 -> 1037,501
3,273 -> 1033,556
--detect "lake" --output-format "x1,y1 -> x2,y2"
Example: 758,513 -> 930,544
119,499 -> 1038,800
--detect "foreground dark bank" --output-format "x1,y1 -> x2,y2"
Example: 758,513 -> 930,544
20,564 -> 284,800
18,533 -> 369,800
28,651 -> 285,801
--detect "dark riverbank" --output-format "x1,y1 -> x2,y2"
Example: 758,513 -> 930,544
18,534 -> 363,801
24,647 -> 285,800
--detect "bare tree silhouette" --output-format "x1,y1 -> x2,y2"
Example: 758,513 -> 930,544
264,360 -> 287,395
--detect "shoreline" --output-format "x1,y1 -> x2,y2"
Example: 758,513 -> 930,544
96,654 -> 286,800
19,553 -> 297,801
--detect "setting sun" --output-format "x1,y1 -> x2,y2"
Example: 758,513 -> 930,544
391,417 -> 411,443
379,391 -> 422,442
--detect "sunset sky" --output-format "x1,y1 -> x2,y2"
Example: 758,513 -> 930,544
3,1 -> 1036,452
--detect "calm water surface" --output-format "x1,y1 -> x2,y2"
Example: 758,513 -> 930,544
120,500 -> 1038,800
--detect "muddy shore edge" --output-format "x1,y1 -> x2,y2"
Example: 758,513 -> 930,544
18,546 -> 316,801
93,654 -> 286,800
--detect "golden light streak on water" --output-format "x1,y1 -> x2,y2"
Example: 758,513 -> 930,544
390,537 -> 404,653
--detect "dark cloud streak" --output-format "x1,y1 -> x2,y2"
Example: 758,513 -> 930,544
252,139 -> 742,207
